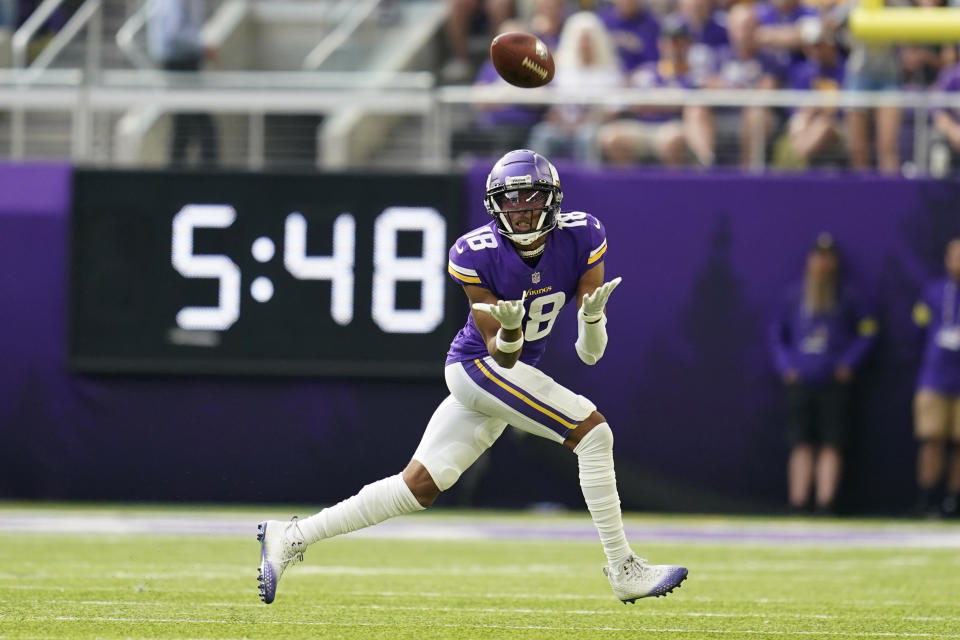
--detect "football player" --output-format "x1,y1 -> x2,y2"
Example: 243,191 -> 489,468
257,149 -> 688,604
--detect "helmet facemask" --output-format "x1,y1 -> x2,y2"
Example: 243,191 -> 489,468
487,187 -> 558,245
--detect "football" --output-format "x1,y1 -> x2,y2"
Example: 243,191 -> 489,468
489,31 -> 555,88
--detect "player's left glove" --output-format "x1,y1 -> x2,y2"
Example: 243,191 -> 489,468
576,277 -> 621,365
580,276 -> 622,322
472,292 -> 527,330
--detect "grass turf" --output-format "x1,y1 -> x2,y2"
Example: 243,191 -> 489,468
1,507 -> 959,639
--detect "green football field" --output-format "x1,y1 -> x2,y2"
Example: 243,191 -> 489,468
1,505 -> 959,639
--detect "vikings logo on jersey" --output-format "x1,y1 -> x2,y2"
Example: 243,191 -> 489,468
445,210 -> 607,368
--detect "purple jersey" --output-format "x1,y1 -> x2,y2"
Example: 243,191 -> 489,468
769,284 -> 877,385
446,212 -> 607,367
915,278 -> 960,394
598,6 -> 661,72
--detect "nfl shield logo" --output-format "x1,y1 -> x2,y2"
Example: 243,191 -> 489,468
531,272 -> 541,284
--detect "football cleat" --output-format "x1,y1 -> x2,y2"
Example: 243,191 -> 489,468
257,517 -> 306,604
603,555 -> 688,603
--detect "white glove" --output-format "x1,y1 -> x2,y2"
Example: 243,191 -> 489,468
472,291 -> 527,330
580,277 -> 622,321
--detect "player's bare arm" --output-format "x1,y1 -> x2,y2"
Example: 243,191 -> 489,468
576,262 -> 606,316
464,284 -> 524,368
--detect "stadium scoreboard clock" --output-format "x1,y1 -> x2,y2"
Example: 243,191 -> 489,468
68,170 -> 464,376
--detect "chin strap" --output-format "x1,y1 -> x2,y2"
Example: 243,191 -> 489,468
575,307 -> 608,365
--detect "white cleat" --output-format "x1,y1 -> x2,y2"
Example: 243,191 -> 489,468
256,517 -> 306,604
603,555 -> 688,603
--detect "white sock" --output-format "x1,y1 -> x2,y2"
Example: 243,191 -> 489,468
298,473 -> 425,545
573,423 -> 632,567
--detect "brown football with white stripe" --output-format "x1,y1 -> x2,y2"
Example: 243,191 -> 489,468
489,31 -> 555,88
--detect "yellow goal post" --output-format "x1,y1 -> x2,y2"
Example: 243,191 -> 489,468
850,0 -> 960,43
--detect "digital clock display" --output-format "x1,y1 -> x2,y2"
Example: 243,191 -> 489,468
68,169 -> 464,376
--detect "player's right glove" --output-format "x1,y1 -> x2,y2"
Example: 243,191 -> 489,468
580,276 -> 622,322
472,292 -> 527,330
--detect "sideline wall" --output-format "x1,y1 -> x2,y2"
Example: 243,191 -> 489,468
1,162 -> 957,513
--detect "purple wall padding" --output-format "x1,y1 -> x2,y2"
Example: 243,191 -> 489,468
2,162 -> 958,512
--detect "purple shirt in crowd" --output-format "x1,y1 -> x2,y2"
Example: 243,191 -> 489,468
789,58 -> 845,92
712,46 -> 786,88
754,1 -> 818,26
473,60 -> 543,129
683,12 -> 729,48
683,13 -> 730,86
627,60 -> 696,122
788,56 -> 846,115
754,1 -> 818,67
934,63 -> 960,121
446,212 -> 607,367
769,284 -> 878,385
598,6 -> 661,72
915,278 -> 960,394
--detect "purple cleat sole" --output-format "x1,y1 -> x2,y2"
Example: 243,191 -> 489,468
622,567 -> 688,604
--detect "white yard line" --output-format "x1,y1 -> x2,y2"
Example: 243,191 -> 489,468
1,511 -> 959,548
15,617 -> 960,638
14,601 -> 960,624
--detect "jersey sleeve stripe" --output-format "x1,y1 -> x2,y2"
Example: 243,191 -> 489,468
587,240 -> 607,265
448,264 -> 482,284
448,261 -> 479,277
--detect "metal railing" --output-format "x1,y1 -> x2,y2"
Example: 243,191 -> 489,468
3,71 -> 960,173
301,0 -> 381,71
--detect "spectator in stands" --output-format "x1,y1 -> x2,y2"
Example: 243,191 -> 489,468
687,3 -> 785,168
442,0 -> 514,83
146,0 -> 219,168
770,233 -> 878,515
596,16 -> 702,166
529,0 -> 566,50
527,11 -> 623,161
453,20 -> 545,158
835,0 -> 902,174
675,0 -> 729,86
912,238 -> 960,518
929,50 -> 960,175
778,34 -> 846,168
896,35 -> 949,175
754,0 -> 821,70
597,0 -> 661,73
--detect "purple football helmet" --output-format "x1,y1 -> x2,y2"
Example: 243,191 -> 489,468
484,149 -> 563,245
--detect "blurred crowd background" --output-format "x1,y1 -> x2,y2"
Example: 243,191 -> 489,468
2,0 -> 960,175
447,0 -> 960,174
